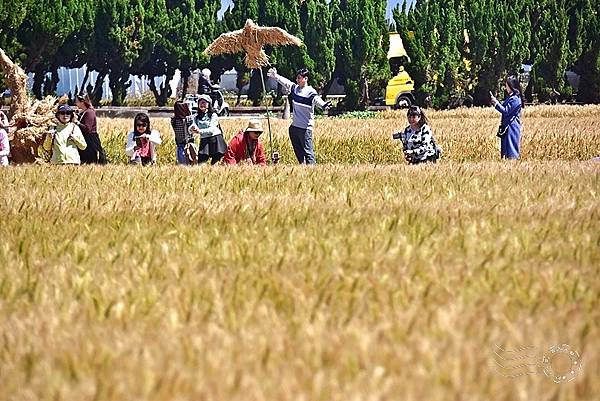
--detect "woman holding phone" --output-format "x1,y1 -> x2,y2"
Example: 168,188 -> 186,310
490,76 -> 525,159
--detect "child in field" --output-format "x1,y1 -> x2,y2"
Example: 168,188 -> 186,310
393,105 -> 440,164
125,113 -> 162,165
0,111 -> 9,166
43,104 -> 87,165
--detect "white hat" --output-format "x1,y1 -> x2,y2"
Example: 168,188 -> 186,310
197,94 -> 212,104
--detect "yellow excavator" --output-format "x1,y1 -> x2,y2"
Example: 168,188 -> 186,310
384,32 -> 415,108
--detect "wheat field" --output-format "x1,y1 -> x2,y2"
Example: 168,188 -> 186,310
97,105 -> 600,165
0,106 -> 599,401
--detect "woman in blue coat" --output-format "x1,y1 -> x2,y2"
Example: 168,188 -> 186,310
490,76 -> 524,159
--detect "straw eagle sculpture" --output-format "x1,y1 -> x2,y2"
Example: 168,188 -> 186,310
204,19 -> 303,68
204,19 -> 303,163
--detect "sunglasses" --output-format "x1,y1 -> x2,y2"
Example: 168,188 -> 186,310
408,113 -> 421,117
58,111 -> 72,116
136,123 -> 147,127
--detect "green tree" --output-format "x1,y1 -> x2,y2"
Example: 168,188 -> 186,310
528,0 -> 570,102
395,0 -> 531,107
0,1 -> 29,54
15,0 -> 89,98
135,0 -> 219,105
0,0 -> 30,90
300,0 -> 335,91
572,0 -> 600,103
471,1 -> 530,104
331,0 -> 390,110
83,0 -> 159,106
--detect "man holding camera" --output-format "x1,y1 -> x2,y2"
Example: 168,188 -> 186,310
267,67 -> 331,164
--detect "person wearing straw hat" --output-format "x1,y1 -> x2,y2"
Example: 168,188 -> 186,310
267,67 -> 331,164
222,119 -> 267,166
42,104 -> 87,165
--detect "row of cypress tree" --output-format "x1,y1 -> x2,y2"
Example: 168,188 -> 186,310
0,0 -> 598,109
0,0 -> 389,110
394,0 -> 600,107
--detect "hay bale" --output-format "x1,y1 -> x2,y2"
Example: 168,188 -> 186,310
0,47 -> 28,117
0,48 -> 60,164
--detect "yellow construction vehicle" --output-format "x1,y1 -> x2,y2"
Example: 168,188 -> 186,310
384,32 -> 415,108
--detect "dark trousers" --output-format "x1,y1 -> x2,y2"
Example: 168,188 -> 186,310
411,155 -> 438,165
79,133 -> 108,164
129,155 -> 153,166
198,153 -> 223,165
198,134 -> 226,165
289,125 -> 316,164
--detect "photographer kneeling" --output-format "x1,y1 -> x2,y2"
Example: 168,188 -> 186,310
393,106 -> 440,165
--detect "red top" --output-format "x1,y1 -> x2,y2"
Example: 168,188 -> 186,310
222,131 -> 266,165
77,108 -> 97,135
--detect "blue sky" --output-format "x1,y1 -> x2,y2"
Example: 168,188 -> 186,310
219,0 -> 411,19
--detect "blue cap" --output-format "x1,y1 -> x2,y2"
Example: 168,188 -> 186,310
56,104 -> 75,114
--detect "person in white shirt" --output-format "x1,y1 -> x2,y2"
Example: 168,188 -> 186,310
125,113 -> 162,165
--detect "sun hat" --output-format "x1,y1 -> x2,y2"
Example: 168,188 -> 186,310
244,119 -> 264,133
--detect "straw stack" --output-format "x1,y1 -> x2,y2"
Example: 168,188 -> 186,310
0,47 -> 60,163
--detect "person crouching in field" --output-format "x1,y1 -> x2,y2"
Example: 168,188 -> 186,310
490,76 -> 524,159
0,111 -> 10,166
393,105 -> 440,164
126,113 -> 162,165
171,101 -> 195,165
43,104 -> 87,165
190,94 -> 226,165
222,119 -> 267,166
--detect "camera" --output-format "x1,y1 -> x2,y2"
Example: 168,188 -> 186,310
392,131 -> 402,140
